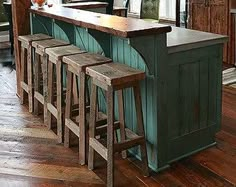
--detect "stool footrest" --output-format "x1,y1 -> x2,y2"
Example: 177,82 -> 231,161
21,82 -> 29,93
96,121 -> 120,135
90,138 -> 108,160
65,118 -> 80,137
114,136 -> 145,153
34,91 -> 44,104
71,105 -> 90,117
47,103 -> 58,118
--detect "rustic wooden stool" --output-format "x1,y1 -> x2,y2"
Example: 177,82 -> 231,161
18,33 -> 52,113
62,52 -> 112,165
31,39 -> 70,123
86,63 -> 149,186
45,45 -> 85,143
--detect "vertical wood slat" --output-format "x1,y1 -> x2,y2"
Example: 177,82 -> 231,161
20,47 -> 27,104
64,70 -> 73,148
47,61 -> 54,130
12,0 -> 31,96
107,86 -> 114,187
56,60 -> 63,144
88,83 -> 98,170
34,53 -> 41,115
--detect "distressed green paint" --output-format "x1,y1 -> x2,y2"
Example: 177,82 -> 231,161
167,45 -> 223,161
31,13 -> 224,172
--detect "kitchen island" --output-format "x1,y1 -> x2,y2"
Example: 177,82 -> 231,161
29,6 -> 227,172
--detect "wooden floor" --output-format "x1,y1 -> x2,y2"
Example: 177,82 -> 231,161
0,46 -> 236,187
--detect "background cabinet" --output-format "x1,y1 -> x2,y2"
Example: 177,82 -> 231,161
188,0 -> 231,64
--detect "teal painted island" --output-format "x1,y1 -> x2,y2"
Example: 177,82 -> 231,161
29,5 -> 227,172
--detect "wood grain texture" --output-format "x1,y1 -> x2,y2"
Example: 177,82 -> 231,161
11,0 -> 31,95
188,0 -> 230,63
29,6 -> 172,38
0,51 -> 236,187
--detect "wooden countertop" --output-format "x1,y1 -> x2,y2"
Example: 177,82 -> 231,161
29,6 -> 171,38
61,2 -> 108,9
167,27 -> 228,53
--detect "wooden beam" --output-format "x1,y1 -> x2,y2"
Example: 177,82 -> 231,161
11,0 -> 31,96
176,0 -> 180,27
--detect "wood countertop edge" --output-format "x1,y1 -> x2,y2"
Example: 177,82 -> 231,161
168,37 -> 228,54
62,2 -> 108,9
29,7 -> 172,38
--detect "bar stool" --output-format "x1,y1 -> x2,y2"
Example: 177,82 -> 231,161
32,39 -> 70,123
86,63 -> 149,186
45,45 -> 85,143
18,33 -> 52,112
62,52 -> 112,165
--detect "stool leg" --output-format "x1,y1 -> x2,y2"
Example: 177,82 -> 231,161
64,69 -> 73,148
47,61 -> 54,130
56,60 -> 63,143
88,83 -> 98,170
79,72 -> 86,165
73,74 -> 79,105
117,90 -> 127,159
133,83 -> 149,177
34,53 -> 40,115
107,87 -> 114,187
27,46 -> 33,113
20,47 -> 27,104
42,54 -> 48,124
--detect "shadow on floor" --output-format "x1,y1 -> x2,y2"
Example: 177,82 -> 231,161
0,43 -> 15,70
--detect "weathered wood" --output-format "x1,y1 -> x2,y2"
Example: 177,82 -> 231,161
47,61 -> 54,129
46,45 -> 85,61
1,60 -> 236,186
34,53 -> 41,115
63,52 -> 112,72
86,63 -> 145,87
19,47 -> 27,104
188,0 -> 230,63
87,63 -> 149,186
106,86 -> 114,187
64,69 -> 73,148
29,6 -> 172,38
32,38 -> 70,54
117,90 -> 127,158
133,83 -> 149,177
88,83 -> 97,170
56,60 -> 63,143
11,0 -> 31,95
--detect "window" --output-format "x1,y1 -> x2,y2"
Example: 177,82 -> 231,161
128,0 -> 186,21
159,0 -> 176,20
129,0 -> 141,15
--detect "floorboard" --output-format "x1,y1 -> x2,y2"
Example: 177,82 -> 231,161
0,46 -> 235,186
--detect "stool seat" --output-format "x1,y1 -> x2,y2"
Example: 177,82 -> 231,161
86,63 -> 145,86
45,45 -> 85,61
63,53 -> 112,72
18,33 -> 52,45
32,39 -> 70,55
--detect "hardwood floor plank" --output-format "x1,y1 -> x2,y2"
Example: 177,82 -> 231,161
191,147 -> 236,185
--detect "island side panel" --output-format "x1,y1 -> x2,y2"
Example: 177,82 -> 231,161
167,44 -> 223,162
